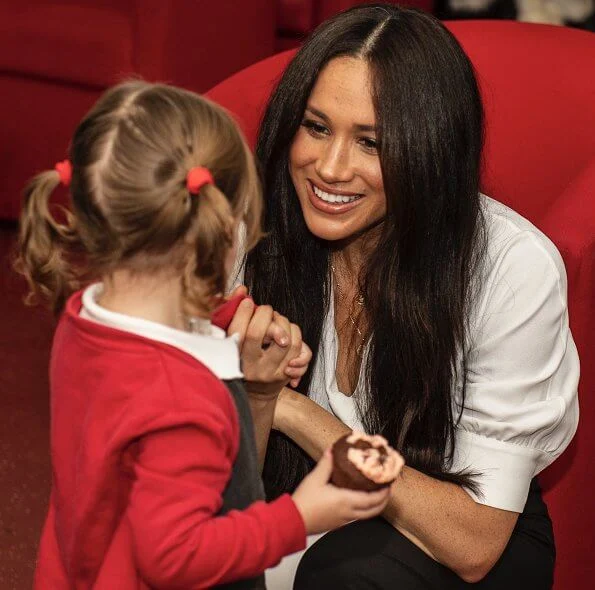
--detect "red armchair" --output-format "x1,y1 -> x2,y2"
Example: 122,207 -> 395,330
207,21 -> 595,589
0,0 -> 275,220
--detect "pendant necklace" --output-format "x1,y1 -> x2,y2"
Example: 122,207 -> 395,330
330,263 -> 366,355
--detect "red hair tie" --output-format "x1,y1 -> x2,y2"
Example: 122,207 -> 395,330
186,166 -> 214,194
55,160 -> 72,187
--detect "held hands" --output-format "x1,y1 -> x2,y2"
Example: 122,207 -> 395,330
227,287 -> 312,396
225,290 -> 390,532
292,448 -> 392,535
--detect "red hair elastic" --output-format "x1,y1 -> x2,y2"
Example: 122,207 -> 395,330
186,166 -> 214,194
55,160 -> 72,187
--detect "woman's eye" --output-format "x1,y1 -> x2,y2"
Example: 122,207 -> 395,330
301,119 -> 329,137
359,137 -> 378,153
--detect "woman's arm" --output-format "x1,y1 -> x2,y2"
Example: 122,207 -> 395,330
226,297 -> 311,471
274,387 -> 518,583
248,394 -> 277,472
273,219 -> 581,582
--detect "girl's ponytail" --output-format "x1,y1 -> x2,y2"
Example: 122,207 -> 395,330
182,182 -> 235,316
15,169 -> 82,314
13,82 -> 264,318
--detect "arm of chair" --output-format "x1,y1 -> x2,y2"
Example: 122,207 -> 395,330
538,159 -> 595,588
540,160 -> 595,356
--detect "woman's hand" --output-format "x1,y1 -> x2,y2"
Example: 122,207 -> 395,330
270,386 -> 519,583
285,342 -> 311,388
228,298 -> 311,397
227,293 -> 312,393
292,448 -> 392,535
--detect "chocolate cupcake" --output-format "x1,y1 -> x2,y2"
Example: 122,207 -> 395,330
331,431 -> 404,491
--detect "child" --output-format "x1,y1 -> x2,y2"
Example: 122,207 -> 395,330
17,81 -> 392,589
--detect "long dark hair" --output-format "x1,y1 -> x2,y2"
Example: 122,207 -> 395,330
246,5 -> 486,498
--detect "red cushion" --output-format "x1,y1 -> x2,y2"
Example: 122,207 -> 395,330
0,5 -> 133,89
207,51 -> 295,148
448,21 -> 595,221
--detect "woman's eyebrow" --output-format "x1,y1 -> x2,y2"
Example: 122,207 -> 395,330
354,123 -> 376,132
306,105 -> 376,132
305,106 -> 329,122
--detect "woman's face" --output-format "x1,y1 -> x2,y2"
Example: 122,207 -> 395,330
289,57 -> 386,243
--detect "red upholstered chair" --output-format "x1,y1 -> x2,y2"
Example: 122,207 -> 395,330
207,21 -> 595,589
0,0 -> 275,220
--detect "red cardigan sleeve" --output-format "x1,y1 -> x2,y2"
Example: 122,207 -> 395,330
127,420 -> 306,588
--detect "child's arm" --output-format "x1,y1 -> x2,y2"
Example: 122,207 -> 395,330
128,422 -> 306,588
127,399 -> 392,588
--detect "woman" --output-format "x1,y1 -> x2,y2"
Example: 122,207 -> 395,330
231,4 -> 579,588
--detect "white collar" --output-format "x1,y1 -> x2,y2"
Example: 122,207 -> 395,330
80,283 -> 242,380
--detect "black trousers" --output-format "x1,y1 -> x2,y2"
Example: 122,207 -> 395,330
294,478 -> 555,589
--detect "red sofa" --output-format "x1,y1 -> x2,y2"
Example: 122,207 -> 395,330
0,0 -> 276,221
207,21 -> 595,589
0,0 -> 435,221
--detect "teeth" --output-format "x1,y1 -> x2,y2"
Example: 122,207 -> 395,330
313,184 -> 360,204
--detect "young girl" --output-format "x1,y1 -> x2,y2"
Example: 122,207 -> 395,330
17,81 -> 393,589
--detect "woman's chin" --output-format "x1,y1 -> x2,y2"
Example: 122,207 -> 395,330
304,219 -> 353,242
302,212 -> 385,245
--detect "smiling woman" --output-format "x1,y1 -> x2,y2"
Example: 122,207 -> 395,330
289,57 -> 386,243
239,4 -> 579,589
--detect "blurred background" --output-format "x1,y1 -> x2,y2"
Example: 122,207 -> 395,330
439,0 -> 594,28
0,2 -> 593,589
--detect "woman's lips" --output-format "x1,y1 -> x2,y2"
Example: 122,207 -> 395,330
306,180 -> 363,214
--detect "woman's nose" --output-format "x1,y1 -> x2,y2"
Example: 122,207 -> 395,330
315,140 -> 354,184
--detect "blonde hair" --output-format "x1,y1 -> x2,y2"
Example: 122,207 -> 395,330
15,81 -> 262,315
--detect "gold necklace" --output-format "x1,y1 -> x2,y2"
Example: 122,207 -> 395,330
330,263 -> 366,354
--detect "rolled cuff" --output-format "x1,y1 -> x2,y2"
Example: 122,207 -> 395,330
452,429 -> 544,512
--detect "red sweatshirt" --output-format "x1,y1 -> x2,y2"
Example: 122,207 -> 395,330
34,291 -> 306,589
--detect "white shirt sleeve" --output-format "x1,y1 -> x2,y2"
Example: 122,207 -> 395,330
453,208 -> 580,513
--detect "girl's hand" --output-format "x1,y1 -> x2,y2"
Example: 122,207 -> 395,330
236,304 -> 304,397
227,297 -> 290,350
243,306 -> 299,397
227,296 -> 312,393
292,448 -> 392,535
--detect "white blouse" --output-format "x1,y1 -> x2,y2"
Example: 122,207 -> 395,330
234,195 -> 580,514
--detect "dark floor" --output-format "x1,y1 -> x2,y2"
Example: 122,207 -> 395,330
0,223 -> 53,589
